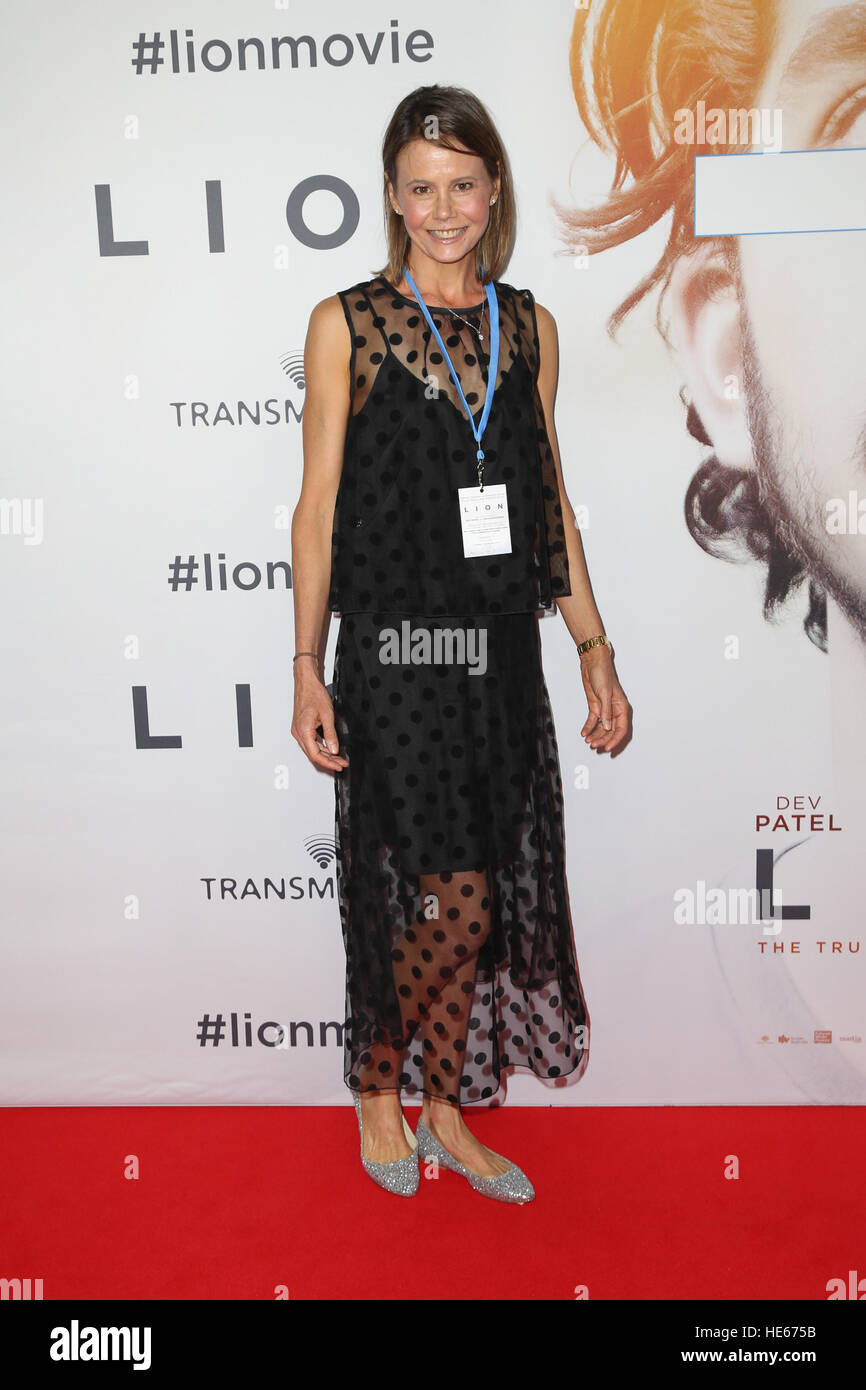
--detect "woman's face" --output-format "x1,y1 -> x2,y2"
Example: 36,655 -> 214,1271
387,137 -> 499,272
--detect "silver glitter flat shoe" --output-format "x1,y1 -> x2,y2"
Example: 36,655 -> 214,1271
352,1093 -> 420,1197
415,1116 -> 535,1204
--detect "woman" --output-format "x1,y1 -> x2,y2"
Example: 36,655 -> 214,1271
291,85 -> 632,1203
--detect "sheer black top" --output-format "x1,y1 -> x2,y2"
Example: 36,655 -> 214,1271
327,273 -> 571,617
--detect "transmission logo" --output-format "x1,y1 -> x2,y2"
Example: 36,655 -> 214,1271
280,349 -> 306,390
304,834 -> 337,869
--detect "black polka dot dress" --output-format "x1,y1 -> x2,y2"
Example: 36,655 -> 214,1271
327,274 -> 589,1104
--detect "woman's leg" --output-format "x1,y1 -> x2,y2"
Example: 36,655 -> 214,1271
350,954 -> 420,1165
390,867 -> 511,1178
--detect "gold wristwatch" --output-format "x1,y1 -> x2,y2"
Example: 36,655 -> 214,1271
576,634 -> 612,657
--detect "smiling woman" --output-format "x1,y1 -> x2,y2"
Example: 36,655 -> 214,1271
291,83 -> 632,1204
376,86 -> 515,292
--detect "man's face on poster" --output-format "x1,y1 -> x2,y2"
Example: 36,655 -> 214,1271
672,0 -> 866,640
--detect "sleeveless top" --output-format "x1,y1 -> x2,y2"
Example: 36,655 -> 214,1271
327,273 -> 571,618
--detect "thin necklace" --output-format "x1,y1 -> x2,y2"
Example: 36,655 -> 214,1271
443,300 -> 488,345
401,268 -> 489,343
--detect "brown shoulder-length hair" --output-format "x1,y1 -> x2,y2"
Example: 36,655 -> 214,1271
374,84 -> 516,286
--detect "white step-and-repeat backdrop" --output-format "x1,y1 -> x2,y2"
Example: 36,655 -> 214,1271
3,0 -> 864,1105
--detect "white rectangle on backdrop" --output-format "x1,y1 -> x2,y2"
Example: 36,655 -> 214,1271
695,147 -> 866,235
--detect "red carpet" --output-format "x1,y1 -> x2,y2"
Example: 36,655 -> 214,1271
2,1105 -> 863,1301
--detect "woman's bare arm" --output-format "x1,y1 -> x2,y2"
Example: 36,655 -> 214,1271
534,300 -> 609,652
535,299 -> 633,752
290,294 -> 352,770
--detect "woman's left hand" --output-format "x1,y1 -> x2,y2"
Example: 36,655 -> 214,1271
579,651 -> 633,754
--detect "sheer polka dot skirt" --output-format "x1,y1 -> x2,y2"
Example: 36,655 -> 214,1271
330,610 -> 590,1105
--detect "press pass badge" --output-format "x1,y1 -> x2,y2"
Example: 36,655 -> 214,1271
458,483 -> 512,557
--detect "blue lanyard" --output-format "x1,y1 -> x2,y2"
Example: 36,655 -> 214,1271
403,264 -> 500,490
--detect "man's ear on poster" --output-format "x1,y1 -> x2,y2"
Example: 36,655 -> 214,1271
667,243 -> 753,475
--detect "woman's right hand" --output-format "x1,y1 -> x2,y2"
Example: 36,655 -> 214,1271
291,666 -> 349,773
